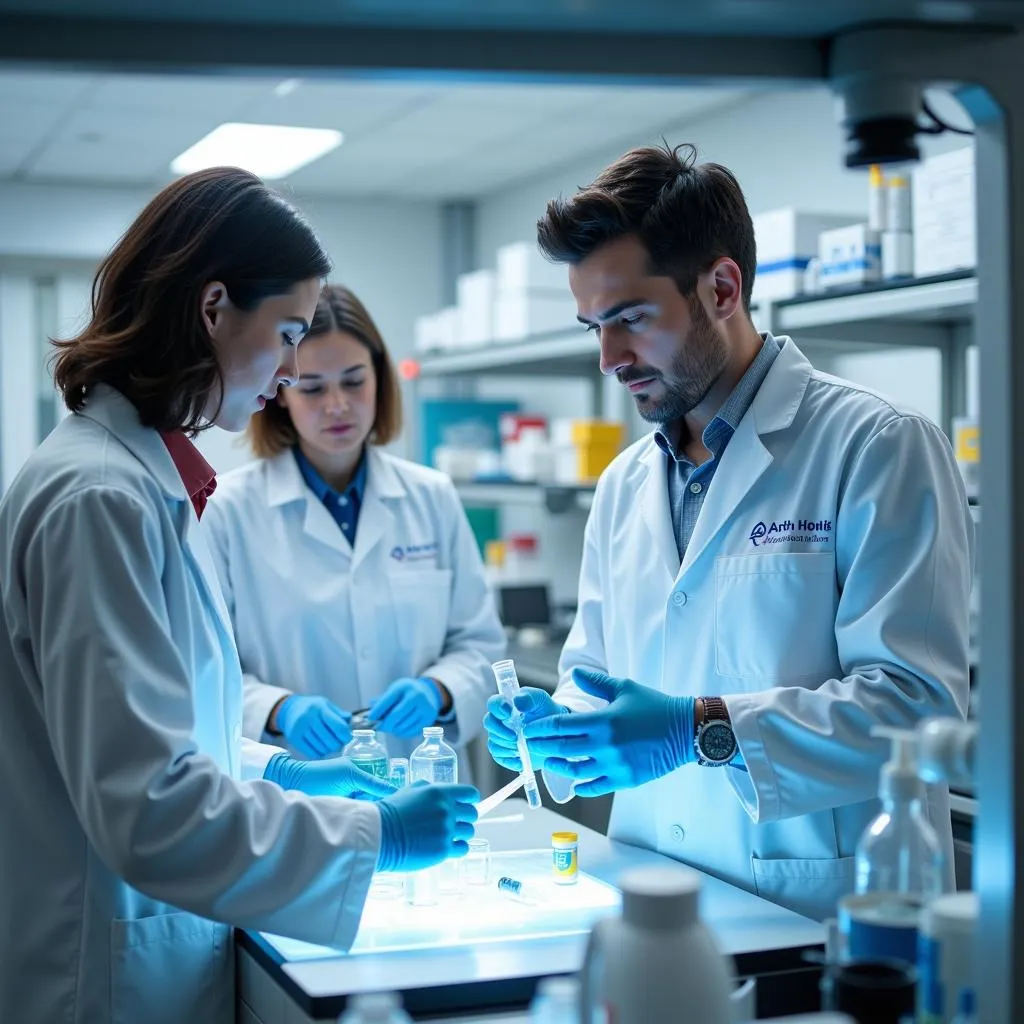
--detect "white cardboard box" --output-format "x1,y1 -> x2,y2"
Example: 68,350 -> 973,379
912,146 -> 976,277
494,290 -> 579,342
496,240 -> 570,293
819,223 -> 882,289
456,268 -> 496,347
752,209 -> 856,302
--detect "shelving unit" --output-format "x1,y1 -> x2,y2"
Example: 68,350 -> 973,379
455,480 -> 594,513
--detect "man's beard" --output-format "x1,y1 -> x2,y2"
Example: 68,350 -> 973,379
622,302 -> 729,425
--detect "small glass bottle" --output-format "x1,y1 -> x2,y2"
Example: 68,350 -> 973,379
530,977 -> 579,1024
370,757 -> 409,901
408,727 -> 459,905
343,729 -> 389,781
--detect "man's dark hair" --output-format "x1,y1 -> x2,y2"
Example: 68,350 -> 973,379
52,166 -> 332,433
537,143 -> 756,311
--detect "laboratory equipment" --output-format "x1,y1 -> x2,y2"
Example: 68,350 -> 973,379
490,659 -> 543,810
408,727 -> 459,905
337,991 -> 412,1024
530,976 -> 579,1024
551,831 -> 578,885
343,730 -> 389,781
849,726 -> 947,962
578,866 -> 735,1024
497,875 -> 541,906
371,759 -> 410,902
388,758 -> 409,789
831,959 -> 916,1024
464,838 -> 490,886
477,774 -> 525,817
918,891 -> 978,1024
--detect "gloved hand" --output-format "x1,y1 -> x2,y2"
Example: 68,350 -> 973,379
482,687 -> 565,772
264,753 -> 395,801
523,668 -> 695,797
273,694 -> 352,759
368,677 -> 445,738
376,781 -> 480,872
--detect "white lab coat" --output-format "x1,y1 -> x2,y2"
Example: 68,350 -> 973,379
556,337 -> 972,921
0,386 -> 384,1024
203,447 -> 505,773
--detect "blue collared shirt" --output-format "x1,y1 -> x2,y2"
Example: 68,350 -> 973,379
655,333 -> 781,563
293,446 -> 368,544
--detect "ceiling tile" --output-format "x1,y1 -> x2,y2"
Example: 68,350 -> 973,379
0,69 -> 98,105
87,73 -> 272,116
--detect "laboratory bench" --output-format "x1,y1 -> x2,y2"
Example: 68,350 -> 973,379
236,802 -> 825,1023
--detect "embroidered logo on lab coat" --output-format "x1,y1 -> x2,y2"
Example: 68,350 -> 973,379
749,519 -> 833,547
390,541 -> 440,562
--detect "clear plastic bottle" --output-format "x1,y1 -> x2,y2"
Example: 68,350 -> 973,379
343,729 -> 389,781
530,976 -> 579,1024
337,991 -> 412,1024
854,727 -> 947,899
408,727 -> 459,905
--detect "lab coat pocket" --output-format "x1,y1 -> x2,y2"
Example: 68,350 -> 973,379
751,855 -> 855,922
386,568 -> 453,669
110,911 -> 231,1024
714,552 -> 837,683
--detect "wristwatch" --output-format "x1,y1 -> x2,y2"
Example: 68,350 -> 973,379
694,697 -> 738,767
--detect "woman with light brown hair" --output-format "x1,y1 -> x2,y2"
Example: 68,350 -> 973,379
0,170 -> 478,1024
205,284 -> 504,778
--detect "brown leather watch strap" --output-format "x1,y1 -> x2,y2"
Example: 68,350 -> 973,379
702,696 -> 730,722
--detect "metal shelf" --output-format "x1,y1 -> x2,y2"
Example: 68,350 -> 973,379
770,274 -> 976,348
455,480 -> 594,513
416,274 -> 976,377
417,328 -> 600,377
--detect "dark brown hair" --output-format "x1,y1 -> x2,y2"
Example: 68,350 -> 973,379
52,167 -> 332,432
537,143 -> 757,310
247,284 -> 403,458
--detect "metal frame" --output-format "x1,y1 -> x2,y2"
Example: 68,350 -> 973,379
0,12 -> 1022,1023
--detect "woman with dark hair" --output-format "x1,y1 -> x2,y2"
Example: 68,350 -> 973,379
205,284 -> 504,778
0,168 -> 478,1024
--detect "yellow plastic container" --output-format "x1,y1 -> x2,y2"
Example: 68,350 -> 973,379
552,831 -> 579,884
570,420 -> 625,448
576,444 -> 620,481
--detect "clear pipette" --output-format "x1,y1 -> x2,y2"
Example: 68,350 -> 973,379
476,774 -> 525,817
491,659 -> 543,810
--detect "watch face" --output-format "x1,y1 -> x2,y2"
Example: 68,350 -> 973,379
699,720 -> 736,764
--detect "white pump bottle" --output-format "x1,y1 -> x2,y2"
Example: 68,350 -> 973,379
854,726 -> 948,899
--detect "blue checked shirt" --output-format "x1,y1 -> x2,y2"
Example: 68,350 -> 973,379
655,333 -> 781,563
293,446 -> 368,544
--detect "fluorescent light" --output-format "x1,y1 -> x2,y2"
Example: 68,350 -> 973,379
170,122 -> 343,180
274,78 -> 302,97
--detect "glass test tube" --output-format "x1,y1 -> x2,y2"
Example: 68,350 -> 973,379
491,659 -> 543,810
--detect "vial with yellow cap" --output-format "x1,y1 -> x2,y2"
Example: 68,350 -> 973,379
552,831 -> 579,885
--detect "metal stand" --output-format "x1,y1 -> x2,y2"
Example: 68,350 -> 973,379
831,27 -> 1024,1023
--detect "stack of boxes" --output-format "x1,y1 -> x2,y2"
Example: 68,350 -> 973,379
751,209 -> 854,303
493,242 -> 578,343
551,420 -> 625,485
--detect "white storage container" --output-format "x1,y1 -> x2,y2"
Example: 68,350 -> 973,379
494,290 -> 579,342
456,269 -> 496,348
819,223 -> 882,289
752,209 -> 855,302
912,146 -> 976,278
496,240 -> 568,293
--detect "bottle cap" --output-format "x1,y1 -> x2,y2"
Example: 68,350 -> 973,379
871,726 -> 925,802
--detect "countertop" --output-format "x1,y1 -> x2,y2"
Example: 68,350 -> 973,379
238,801 -> 825,1021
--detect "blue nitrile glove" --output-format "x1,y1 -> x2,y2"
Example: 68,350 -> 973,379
523,668 -> 695,797
368,677 -> 444,738
264,753 -> 396,801
376,781 -> 480,872
483,687 -> 565,772
274,694 -> 352,759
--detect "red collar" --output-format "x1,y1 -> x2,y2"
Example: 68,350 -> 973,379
160,431 -> 217,520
